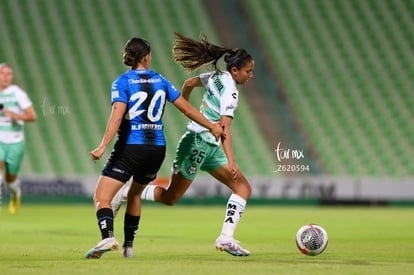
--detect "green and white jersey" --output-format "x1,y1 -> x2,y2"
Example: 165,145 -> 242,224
187,71 -> 238,144
0,85 -> 32,143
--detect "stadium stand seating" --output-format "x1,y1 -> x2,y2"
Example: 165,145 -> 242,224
1,0 -> 412,178
244,0 -> 414,176
0,0 -> 275,177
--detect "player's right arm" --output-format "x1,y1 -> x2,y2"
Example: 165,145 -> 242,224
90,101 -> 126,163
173,95 -> 222,140
3,106 -> 36,122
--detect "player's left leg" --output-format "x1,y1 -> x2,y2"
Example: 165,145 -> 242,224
121,180 -> 147,258
4,141 -> 25,215
0,159 -> 4,212
120,145 -> 166,258
209,165 -> 252,256
5,173 -> 20,215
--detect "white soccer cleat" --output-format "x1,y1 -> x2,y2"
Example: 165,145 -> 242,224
215,238 -> 250,256
122,246 -> 134,258
85,237 -> 119,259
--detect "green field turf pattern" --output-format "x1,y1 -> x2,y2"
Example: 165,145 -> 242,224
0,205 -> 413,275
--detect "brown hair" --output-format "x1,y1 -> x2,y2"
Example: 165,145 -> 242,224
123,38 -> 151,67
172,32 -> 252,73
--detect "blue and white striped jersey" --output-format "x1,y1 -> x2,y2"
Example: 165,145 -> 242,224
111,69 -> 180,145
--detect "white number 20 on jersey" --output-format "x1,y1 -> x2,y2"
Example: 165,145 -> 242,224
126,90 -> 166,122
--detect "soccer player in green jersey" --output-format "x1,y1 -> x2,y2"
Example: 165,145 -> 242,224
0,63 -> 37,214
140,32 -> 254,256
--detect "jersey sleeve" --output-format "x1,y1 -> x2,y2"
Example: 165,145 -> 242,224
111,77 -> 128,104
15,87 -> 33,110
220,77 -> 238,117
161,75 -> 180,102
199,71 -> 214,86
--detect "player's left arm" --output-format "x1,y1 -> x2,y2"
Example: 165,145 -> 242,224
181,76 -> 202,101
220,115 -> 239,181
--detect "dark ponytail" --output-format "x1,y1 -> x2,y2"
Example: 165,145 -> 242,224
172,32 -> 231,72
172,32 -> 252,73
123,37 -> 151,67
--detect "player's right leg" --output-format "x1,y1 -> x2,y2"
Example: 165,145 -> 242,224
121,180 -> 147,258
140,170 -> 194,205
0,145 -> 6,212
84,237 -> 119,259
0,170 -> 3,214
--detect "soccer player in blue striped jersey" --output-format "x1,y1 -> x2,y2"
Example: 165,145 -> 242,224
85,37 -> 222,259
141,32 -> 254,256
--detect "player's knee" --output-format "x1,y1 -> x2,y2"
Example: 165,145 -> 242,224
242,184 -> 252,198
160,194 -> 180,206
233,181 -> 252,199
164,197 -> 179,206
93,196 -> 110,209
164,200 -> 176,206
93,198 -> 102,209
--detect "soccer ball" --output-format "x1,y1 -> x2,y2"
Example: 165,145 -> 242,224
296,224 -> 328,256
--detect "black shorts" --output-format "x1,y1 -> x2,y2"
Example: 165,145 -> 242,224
102,144 -> 166,184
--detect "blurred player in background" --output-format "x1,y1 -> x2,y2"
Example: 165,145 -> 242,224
0,63 -> 37,215
139,32 -> 254,256
85,37 -> 222,259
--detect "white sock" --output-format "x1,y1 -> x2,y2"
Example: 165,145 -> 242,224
6,180 -> 21,198
141,185 -> 156,201
218,194 -> 246,240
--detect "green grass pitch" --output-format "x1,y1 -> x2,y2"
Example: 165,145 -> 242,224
0,203 -> 413,275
